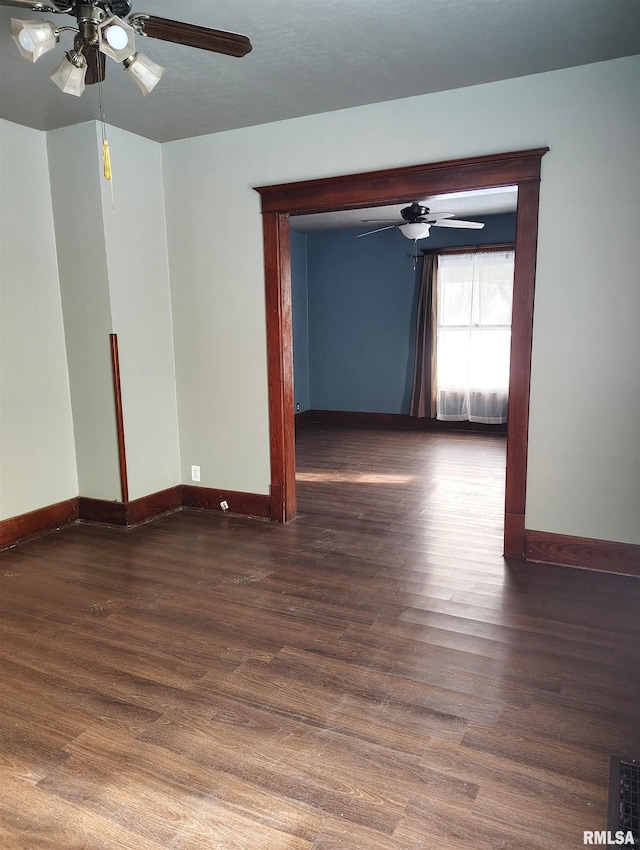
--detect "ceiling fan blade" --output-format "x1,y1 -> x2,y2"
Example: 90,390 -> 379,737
362,211 -> 456,224
356,225 -> 399,237
0,0 -> 63,10
432,219 -> 485,229
136,15 -> 252,57
424,212 -> 455,220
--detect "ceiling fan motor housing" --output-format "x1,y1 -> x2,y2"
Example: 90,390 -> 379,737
106,0 -> 133,18
401,203 -> 429,222
58,1 -> 133,20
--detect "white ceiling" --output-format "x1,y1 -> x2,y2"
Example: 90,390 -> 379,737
291,187 -> 518,232
1,0 -> 639,143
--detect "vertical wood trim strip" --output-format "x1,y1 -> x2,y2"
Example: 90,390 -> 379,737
263,212 -> 296,521
504,512 -> 526,559
109,333 -> 129,504
504,180 -> 541,557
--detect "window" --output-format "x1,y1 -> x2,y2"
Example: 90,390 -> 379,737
435,250 -> 514,423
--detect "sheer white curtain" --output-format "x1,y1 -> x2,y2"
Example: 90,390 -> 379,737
435,250 -> 514,424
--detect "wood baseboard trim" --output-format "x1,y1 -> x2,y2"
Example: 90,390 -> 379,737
79,497 -> 127,526
0,498 -> 79,549
79,486 -> 183,527
2,485 -> 273,549
182,486 -> 271,519
296,409 -> 506,434
126,486 -> 183,525
525,529 -> 640,577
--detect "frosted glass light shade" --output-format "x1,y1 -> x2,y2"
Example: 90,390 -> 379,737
11,18 -> 58,62
98,15 -> 136,62
107,26 -> 128,49
399,222 -> 431,240
50,53 -> 87,97
124,52 -> 164,95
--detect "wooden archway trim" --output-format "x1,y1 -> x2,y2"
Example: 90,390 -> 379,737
256,147 -> 548,557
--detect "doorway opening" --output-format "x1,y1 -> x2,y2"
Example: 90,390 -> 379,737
255,148 -> 548,558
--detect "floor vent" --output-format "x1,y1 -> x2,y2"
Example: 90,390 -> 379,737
609,757 -> 640,847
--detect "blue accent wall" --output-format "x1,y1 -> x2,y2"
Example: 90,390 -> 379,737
291,212 -> 516,414
307,227 -> 418,413
290,230 -> 311,412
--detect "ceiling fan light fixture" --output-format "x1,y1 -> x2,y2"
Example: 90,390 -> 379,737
98,15 -> 136,62
11,18 -> 58,62
399,222 -> 431,240
50,50 -> 87,97
124,51 -> 164,95
6,4 -> 251,105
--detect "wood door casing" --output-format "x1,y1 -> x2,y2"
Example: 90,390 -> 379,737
256,148 -> 548,555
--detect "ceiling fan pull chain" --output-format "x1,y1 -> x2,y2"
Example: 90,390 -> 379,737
97,70 -> 115,203
103,138 -> 112,180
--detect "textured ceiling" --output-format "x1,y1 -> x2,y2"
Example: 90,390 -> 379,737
1,0 -> 638,143
291,187 -> 519,232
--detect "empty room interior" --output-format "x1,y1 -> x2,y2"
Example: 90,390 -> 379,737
0,1 -> 639,848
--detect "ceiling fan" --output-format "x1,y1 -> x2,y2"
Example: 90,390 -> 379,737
358,202 -> 485,241
3,0 -> 252,96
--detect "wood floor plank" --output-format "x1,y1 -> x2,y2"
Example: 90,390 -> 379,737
271,645 -> 502,725
139,698 -> 415,835
0,773 -> 166,850
39,728 -> 227,846
196,655 -> 462,751
170,802 -> 312,850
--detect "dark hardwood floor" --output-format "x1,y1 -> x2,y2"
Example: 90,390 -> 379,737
0,425 -> 638,849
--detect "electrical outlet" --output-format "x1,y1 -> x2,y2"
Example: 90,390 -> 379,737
220,500 -> 229,512
191,465 -> 200,482
296,403 -> 300,412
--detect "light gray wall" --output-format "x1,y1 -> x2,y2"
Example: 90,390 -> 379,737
0,119 -> 77,520
162,135 -> 271,493
47,121 -> 181,502
163,56 -> 640,545
47,122 -> 121,501
100,125 -> 181,500
527,64 -> 640,544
